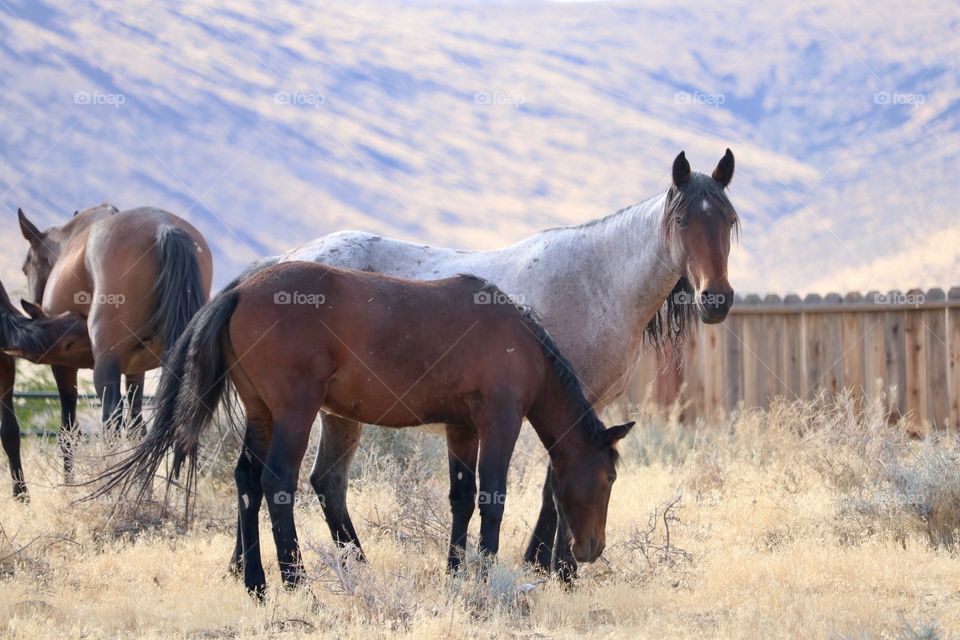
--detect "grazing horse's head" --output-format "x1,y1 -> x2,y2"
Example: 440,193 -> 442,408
0,280 -> 89,363
551,421 -> 634,563
17,204 -> 119,303
662,149 -> 739,325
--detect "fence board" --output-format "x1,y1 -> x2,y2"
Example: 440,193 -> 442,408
841,292 -> 865,402
924,289 -> 949,427
884,298 -> 908,421
904,293 -> 929,427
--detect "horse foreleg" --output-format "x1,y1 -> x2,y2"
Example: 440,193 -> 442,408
552,509 -> 578,584
309,413 -> 365,559
523,464 -> 559,572
93,357 -> 123,431
0,354 -> 26,500
476,411 -> 522,559
445,423 -> 478,571
124,372 -> 146,437
52,365 -> 79,483
262,409 -> 315,591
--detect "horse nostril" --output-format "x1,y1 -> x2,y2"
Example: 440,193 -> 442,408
704,290 -> 733,310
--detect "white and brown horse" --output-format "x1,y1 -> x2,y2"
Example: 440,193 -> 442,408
228,149 -> 739,578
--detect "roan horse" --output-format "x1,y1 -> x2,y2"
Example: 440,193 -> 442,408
11,204 -> 212,492
97,262 -> 634,597
233,149 -> 739,578
0,282 -> 89,498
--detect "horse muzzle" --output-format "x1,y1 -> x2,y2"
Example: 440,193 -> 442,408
571,536 -> 604,563
698,288 -> 734,324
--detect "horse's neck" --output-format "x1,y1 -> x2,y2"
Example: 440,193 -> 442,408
515,194 -> 680,306
526,368 -> 595,457
503,194 -> 683,402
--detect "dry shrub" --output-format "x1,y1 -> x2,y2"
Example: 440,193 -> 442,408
308,542 -> 419,630
604,492 -> 693,586
840,440 -> 960,549
360,447 -> 449,553
622,390 -> 960,552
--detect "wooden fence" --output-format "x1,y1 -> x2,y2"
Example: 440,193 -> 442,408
624,287 -> 960,429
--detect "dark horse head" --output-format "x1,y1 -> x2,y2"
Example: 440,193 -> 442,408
660,149 -> 739,327
0,279 -> 89,363
550,421 -> 633,562
17,204 -> 119,303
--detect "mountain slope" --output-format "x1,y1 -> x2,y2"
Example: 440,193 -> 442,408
0,0 -> 957,295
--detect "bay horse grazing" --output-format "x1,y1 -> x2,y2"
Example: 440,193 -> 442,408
13,204 -> 212,489
0,281 -> 89,498
97,262 -> 634,597
238,149 -> 738,578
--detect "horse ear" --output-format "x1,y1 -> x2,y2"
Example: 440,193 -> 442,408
18,208 -> 43,243
21,299 -> 45,320
0,280 -> 16,314
712,148 -> 735,187
602,421 -> 635,445
672,151 -> 691,187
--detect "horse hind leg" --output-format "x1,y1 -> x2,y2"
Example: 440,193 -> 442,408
309,412 -> 365,560
123,372 -> 146,438
93,356 -> 123,431
0,355 -> 26,500
262,407 -> 319,590
445,423 -> 479,571
234,411 -> 271,598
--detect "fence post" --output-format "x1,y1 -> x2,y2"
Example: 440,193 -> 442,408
884,290 -> 908,422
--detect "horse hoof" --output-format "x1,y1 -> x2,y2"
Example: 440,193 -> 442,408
247,583 -> 267,602
13,488 -> 29,504
556,564 -> 578,586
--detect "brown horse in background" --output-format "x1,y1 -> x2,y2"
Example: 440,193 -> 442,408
97,262 -> 633,597
13,204 -> 212,491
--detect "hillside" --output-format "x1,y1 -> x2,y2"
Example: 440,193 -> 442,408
1,0 -> 957,294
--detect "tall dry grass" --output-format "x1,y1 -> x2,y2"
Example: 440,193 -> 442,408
1,392 -> 959,638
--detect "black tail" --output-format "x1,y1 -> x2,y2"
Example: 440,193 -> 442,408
151,226 -> 207,364
92,289 -> 240,507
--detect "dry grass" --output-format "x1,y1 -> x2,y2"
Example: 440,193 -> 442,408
1,394 -> 959,639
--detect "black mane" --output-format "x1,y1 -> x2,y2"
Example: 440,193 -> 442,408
466,278 -> 608,446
